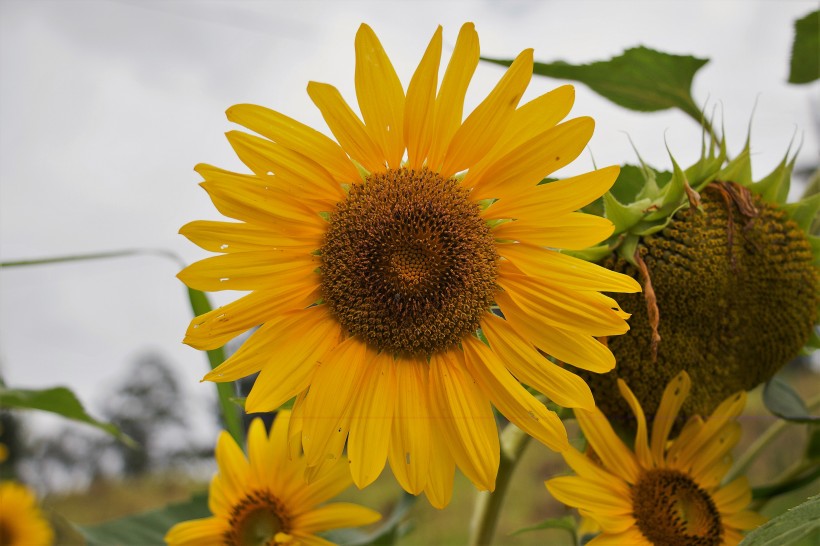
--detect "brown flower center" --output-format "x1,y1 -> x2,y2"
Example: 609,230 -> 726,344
224,490 -> 291,546
632,468 -> 723,546
321,168 -> 498,355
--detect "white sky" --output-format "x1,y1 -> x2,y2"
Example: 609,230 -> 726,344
1,0 -> 818,442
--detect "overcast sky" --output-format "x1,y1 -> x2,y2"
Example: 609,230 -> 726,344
1,0 -> 817,442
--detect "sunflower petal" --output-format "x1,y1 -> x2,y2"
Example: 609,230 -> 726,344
348,351 -> 396,489
650,371 -> 692,464
585,527 -> 651,546
178,251 -> 318,292
307,81 -> 385,173
225,103 -> 360,183
712,477 -> 752,514
574,407 -> 641,484
546,476 -> 633,515
722,510 -> 768,531
388,356 -> 431,495
429,350 -> 499,491
427,23 -> 479,170
355,24 -> 405,168
293,502 -> 381,534
616,379 -> 654,469
492,212 -> 615,250
424,418 -> 456,509
404,26 -> 442,169
165,517 -> 228,546
213,431 -> 249,505
462,336 -> 568,452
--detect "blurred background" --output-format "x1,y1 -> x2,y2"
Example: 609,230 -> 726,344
1,0 -> 817,543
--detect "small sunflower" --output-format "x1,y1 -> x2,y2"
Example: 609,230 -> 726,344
179,22 -> 640,506
546,371 -> 766,545
165,413 -> 380,546
0,481 -> 54,546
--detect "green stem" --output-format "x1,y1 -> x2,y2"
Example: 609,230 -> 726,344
749,458 -> 820,511
726,393 -> 820,484
468,423 -> 532,546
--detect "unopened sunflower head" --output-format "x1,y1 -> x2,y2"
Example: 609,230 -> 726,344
572,129 -> 820,429
179,22 -> 642,507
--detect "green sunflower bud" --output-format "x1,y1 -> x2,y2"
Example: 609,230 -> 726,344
571,131 -> 820,428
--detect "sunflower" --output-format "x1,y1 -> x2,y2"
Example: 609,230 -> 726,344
0,481 -> 54,546
179,22 -> 641,506
165,413 -> 380,546
546,371 -> 766,545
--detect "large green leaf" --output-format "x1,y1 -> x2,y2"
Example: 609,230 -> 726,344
483,46 -> 709,123
0,380 -> 134,446
79,493 -> 209,545
763,376 -> 820,423
739,494 -> 819,545
789,10 -> 820,84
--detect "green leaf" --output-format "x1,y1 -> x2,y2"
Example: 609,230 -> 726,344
186,288 -> 244,446
789,10 -> 820,84
739,494 -> 820,545
483,46 -> 709,123
807,425 -> 820,460
763,376 -> 820,423
324,492 -> 416,546
79,493 -> 210,545
510,515 -> 576,540
752,465 -> 820,501
782,194 -> 820,234
0,381 -> 135,447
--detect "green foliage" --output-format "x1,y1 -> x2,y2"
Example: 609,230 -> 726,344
789,10 -> 819,84
509,515 -> 576,541
79,493 -> 210,545
0,379 -> 134,446
739,494 -> 820,545
763,376 -> 820,423
483,46 -> 709,123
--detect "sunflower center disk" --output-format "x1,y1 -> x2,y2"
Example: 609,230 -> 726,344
225,490 -> 290,546
321,168 -> 498,356
632,469 -> 723,546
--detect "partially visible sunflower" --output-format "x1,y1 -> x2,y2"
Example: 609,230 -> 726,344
0,481 -> 54,546
165,413 -> 380,546
546,371 -> 765,545
179,22 -> 640,506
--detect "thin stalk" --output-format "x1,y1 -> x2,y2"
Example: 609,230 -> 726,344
726,393 -> 820,483
468,423 -> 532,546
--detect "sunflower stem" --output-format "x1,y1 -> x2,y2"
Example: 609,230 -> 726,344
468,422 -> 531,546
726,393 -> 820,484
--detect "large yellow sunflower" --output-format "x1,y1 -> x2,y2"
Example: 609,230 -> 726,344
165,413 -> 380,546
0,481 -> 54,546
546,371 -> 766,545
179,22 -> 641,507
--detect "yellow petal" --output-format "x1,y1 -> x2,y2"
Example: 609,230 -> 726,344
485,166 -> 620,220
722,510 -> 768,531
355,24 -> 405,168
427,23 -> 479,170
226,103 -> 360,183
467,85 -> 575,182
468,118 -> 595,200
181,220 -> 309,254
388,356 -> 431,495
348,351 -> 396,489
293,502 -> 381,534
497,269 -> 630,337
687,422 -> 741,479
492,212 -> 615,250
574,407 -> 641,484
423,418 -> 456,509
214,430 -> 249,505
495,289 -> 615,372
545,476 -> 634,515
307,81 -> 385,174
497,243 -> 641,293
224,130 -> 345,202
585,527 -> 651,546
429,350 -> 499,491
207,474 -> 230,518
289,534 -> 336,546
404,26 -> 442,169
675,391 -> 747,468
616,379 -> 653,469
440,48 -> 532,178
301,337 -> 370,468
650,371 -> 691,464
712,477 -> 753,514
290,452 -> 353,510
582,510 -> 637,534
178,250 -> 318,292
229,307 -> 342,410
560,447 -> 631,498
481,314 -> 595,411
462,336 -> 569,452
165,517 -> 228,546
184,283 -> 320,351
